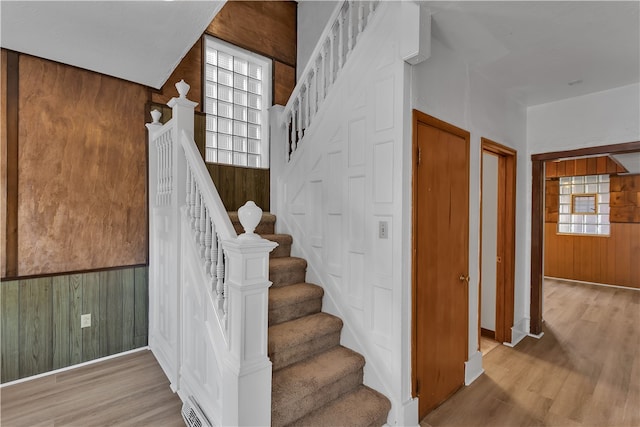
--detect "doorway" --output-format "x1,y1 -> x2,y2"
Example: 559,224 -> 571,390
529,140 -> 640,335
412,110 -> 470,419
480,139 -> 516,344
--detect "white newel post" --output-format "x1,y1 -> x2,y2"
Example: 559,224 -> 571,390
221,202 -> 277,426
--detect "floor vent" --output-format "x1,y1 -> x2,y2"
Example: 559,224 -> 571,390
181,396 -> 212,427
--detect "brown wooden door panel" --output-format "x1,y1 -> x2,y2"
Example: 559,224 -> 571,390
414,113 -> 470,418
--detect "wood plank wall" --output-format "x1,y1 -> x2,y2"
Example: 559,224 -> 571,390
544,169 -> 640,288
1,50 -> 149,278
1,266 -> 148,383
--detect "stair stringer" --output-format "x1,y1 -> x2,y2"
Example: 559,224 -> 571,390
270,3 -> 419,425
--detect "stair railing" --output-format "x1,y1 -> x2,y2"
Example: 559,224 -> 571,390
281,0 -> 380,161
147,80 -> 276,426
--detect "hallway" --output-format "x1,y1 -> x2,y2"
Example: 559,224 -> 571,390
421,279 -> 639,427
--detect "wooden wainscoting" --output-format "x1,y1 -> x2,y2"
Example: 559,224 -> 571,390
544,223 -> 640,288
1,266 -> 148,383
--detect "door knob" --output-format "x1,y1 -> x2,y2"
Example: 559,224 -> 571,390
459,275 -> 469,283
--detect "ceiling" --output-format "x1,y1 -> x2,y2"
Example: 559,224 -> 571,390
0,1 -> 225,89
1,1 -> 639,105
425,1 -> 640,106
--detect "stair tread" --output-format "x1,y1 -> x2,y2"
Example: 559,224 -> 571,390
261,233 -> 293,243
228,211 -> 276,223
272,346 -> 365,401
270,256 -> 307,271
269,312 -> 342,353
269,283 -> 324,309
290,385 -> 391,427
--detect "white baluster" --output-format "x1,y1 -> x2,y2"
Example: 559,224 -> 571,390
217,236 -> 225,309
199,201 -> 206,258
329,28 -> 335,85
194,186 -> 202,239
348,1 -> 355,53
185,166 -> 191,207
211,223 -> 218,290
338,7 -> 345,70
295,97 -> 302,143
288,112 -> 295,159
320,47 -> 327,101
358,2 -> 365,34
205,212 -> 212,274
190,178 -> 197,228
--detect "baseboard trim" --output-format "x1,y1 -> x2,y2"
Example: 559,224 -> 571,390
464,350 -> 484,385
0,347 -> 150,388
545,276 -> 639,291
504,317 -> 528,347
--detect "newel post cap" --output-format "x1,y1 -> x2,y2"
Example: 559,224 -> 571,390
176,79 -> 190,98
237,201 -> 262,240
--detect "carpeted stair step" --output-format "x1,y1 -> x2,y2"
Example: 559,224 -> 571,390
268,312 -> 342,371
269,257 -> 307,288
271,346 -> 365,427
269,283 -> 324,326
228,211 -> 276,235
290,385 -> 391,427
262,234 -> 292,258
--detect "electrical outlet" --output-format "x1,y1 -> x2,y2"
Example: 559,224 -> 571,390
379,221 -> 388,239
81,313 -> 91,328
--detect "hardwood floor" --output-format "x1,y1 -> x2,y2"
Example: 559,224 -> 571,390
422,279 -> 640,427
0,349 -> 184,426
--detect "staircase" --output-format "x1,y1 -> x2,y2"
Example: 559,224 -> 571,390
229,212 -> 391,427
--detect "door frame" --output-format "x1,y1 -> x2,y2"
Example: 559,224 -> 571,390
480,138 -> 516,344
529,140 -> 640,335
411,109 -> 470,397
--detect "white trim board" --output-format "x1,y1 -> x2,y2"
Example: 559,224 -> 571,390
0,347 -> 150,388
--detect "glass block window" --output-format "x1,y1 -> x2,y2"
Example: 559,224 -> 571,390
558,174 -> 610,235
204,37 -> 271,168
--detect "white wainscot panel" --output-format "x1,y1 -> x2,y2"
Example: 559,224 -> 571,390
348,176 -> 366,252
348,117 -> 366,167
373,141 -> 394,204
348,251 -> 364,310
327,151 -> 343,214
327,213 -> 343,275
372,286 -> 392,340
309,179 -> 323,250
373,216 -> 393,280
374,76 -> 394,132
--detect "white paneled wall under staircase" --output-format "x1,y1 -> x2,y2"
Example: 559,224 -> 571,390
270,2 -> 429,425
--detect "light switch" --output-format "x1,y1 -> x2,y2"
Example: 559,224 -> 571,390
379,221 -> 388,239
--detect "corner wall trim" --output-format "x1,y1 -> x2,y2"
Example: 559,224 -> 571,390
464,350 -> 484,385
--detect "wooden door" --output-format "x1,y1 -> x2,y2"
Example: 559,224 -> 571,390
480,139 -> 517,344
413,111 -> 469,419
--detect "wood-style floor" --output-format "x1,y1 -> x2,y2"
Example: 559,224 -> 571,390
422,278 -> 640,427
2,279 -> 637,426
0,350 -> 183,426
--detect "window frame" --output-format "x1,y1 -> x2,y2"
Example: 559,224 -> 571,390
203,35 -> 272,169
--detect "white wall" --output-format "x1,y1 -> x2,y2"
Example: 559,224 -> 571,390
410,37 -> 529,357
527,83 -> 640,154
481,152 -> 498,332
296,0 -> 337,81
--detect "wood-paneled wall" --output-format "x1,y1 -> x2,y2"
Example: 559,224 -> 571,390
544,174 -> 640,288
152,1 -> 297,108
1,51 -> 149,278
544,223 -> 640,288
545,156 -> 627,178
1,266 -> 148,383
611,174 -> 640,223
